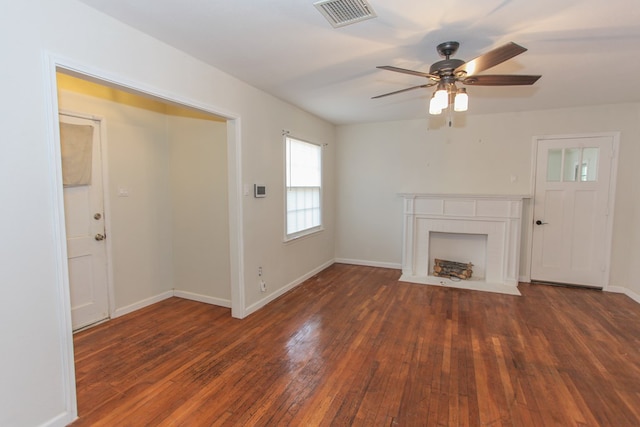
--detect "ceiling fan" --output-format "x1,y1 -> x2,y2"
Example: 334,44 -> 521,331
373,41 -> 541,115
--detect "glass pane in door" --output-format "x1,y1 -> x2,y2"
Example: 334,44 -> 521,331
563,148 -> 581,182
581,147 -> 599,181
546,149 -> 562,182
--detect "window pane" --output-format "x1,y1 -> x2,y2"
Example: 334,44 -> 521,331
287,138 -> 321,187
285,186 -> 321,235
581,147 -> 599,182
546,149 -> 562,182
286,135 -> 322,237
563,148 -> 581,182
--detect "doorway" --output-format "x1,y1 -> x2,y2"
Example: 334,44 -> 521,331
531,133 -> 619,288
45,56 -> 245,424
56,71 -> 238,313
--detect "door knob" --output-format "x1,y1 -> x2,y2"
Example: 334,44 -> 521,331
535,220 -> 548,225
95,233 -> 106,241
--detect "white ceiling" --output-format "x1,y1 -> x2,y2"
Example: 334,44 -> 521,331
79,0 -> 640,125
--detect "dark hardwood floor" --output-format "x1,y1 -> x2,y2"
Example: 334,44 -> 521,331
71,264 -> 640,426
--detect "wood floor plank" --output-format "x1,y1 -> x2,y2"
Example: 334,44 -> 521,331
70,264 -> 640,426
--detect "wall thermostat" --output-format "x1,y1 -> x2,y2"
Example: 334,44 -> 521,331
254,184 -> 266,198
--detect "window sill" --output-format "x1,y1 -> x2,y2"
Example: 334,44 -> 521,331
283,226 -> 324,244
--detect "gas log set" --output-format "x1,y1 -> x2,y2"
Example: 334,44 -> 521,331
433,259 -> 474,280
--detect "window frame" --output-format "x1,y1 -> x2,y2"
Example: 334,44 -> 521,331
284,135 -> 324,241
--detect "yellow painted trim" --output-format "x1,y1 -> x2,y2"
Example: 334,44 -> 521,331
56,72 -> 224,122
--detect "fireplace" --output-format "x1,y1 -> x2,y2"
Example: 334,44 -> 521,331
429,232 -> 487,279
400,194 -> 525,295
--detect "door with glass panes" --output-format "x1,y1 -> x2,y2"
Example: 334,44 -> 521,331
531,134 -> 616,288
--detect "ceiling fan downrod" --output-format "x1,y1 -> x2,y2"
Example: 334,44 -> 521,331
430,41 -> 466,77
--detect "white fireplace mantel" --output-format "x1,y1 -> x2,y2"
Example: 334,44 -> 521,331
399,193 -> 527,295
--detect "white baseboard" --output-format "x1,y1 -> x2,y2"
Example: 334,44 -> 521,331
109,258 -> 411,322
111,290 -> 174,318
173,290 -> 231,308
519,275 -> 530,283
245,259 -> 335,317
606,286 -> 640,304
112,289 -> 232,319
334,258 -> 401,270
41,411 -> 76,427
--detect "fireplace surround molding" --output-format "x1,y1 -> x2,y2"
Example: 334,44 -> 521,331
399,193 -> 528,296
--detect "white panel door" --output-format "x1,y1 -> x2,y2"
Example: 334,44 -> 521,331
531,135 -> 615,287
60,113 -> 109,330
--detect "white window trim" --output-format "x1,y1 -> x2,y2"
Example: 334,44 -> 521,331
283,134 -> 324,242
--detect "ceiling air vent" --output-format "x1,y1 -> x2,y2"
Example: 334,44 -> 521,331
313,0 -> 377,28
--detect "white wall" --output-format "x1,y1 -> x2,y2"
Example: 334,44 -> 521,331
0,1 -> 335,425
241,121 -> 335,311
335,104 -> 640,298
168,115 -> 231,303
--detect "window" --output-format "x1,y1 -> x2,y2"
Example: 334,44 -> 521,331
546,147 -> 599,182
285,136 -> 322,239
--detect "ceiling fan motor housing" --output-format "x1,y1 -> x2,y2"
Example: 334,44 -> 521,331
429,58 -> 465,76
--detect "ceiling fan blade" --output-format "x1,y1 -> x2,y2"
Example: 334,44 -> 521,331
455,42 -> 527,76
376,65 -> 435,79
371,83 -> 436,99
461,74 -> 541,86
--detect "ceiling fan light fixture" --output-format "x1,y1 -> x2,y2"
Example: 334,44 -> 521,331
429,93 -> 442,115
434,83 -> 449,110
454,88 -> 468,112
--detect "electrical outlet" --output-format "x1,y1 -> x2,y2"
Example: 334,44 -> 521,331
258,266 -> 263,276
260,280 -> 266,292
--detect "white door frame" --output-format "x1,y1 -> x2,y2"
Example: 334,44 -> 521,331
59,110 -> 115,325
43,53 -> 246,423
527,132 -> 619,289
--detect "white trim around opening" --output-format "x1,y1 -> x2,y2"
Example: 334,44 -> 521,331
42,51 -> 246,426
